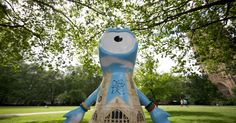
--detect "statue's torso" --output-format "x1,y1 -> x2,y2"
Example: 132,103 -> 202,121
90,72 -> 146,123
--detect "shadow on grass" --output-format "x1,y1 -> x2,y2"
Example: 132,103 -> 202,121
168,111 -> 222,117
0,116 -> 65,123
145,117 -> 153,123
29,119 -> 90,123
183,119 -> 227,123
29,120 -> 63,123
0,116 -> 18,120
168,111 -> 236,123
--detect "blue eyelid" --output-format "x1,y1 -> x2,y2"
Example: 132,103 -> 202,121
106,28 -> 136,37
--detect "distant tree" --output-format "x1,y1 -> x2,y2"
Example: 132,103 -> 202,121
135,54 -> 187,102
186,74 -> 223,104
0,64 -> 17,104
233,88 -> 236,97
58,65 -> 101,105
0,62 -> 101,105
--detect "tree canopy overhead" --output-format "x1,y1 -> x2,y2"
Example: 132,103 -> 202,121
1,0 -> 236,105
0,0 -> 236,74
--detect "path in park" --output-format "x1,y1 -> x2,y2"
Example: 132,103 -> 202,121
0,111 -> 68,118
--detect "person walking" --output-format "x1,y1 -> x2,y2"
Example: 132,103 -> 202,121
180,99 -> 184,107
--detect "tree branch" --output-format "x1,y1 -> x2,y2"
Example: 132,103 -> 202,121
132,0 -> 235,30
3,0 -> 43,39
224,2 -> 232,24
33,0 -> 79,29
192,16 -> 236,30
0,23 -> 24,28
162,0 -> 192,13
68,0 -> 107,16
0,23 -> 42,38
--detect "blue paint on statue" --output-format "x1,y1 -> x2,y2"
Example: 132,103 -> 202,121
98,28 -> 138,74
106,70 -> 129,103
99,28 -> 138,104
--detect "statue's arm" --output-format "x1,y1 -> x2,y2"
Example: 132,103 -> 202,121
64,86 -> 99,123
83,86 -> 99,107
136,88 -> 170,123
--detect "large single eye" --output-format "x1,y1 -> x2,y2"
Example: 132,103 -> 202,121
114,36 -> 123,42
100,32 -> 137,54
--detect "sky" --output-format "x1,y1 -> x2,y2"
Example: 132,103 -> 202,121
157,57 -> 176,73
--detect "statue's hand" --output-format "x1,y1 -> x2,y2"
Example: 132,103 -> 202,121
64,107 -> 85,123
150,107 -> 170,123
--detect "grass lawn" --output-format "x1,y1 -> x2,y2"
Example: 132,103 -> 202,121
0,106 -> 75,114
0,106 -> 236,123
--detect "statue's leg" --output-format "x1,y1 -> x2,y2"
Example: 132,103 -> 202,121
136,88 -> 170,123
64,87 -> 99,123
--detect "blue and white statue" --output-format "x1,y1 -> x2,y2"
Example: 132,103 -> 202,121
64,28 -> 170,123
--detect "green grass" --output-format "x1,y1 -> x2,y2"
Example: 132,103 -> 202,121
164,106 -> 236,123
0,106 -> 75,114
0,106 -> 236,123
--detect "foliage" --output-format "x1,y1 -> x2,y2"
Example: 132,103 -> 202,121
233,87 -> 236,96
0,0 -> 235,74
135,55 -> 223,104
190,17 -> 236,74
0,62 -> 101,105
57,65 -> 101,105
186,74 -> 223,104
135,55 -> 188,102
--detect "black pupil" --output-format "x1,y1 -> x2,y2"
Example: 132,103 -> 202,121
114,36 -> 123,42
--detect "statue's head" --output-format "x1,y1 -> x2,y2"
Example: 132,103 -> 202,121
99,28 -> 138,74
